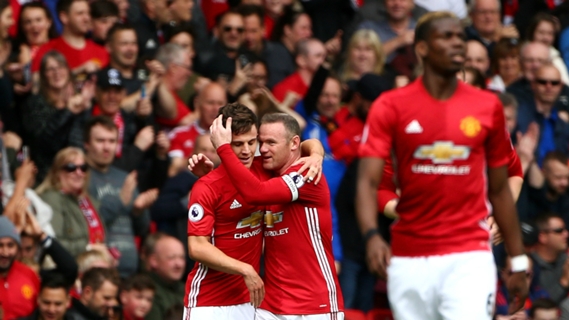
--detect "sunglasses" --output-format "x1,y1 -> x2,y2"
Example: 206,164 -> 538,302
535,78 -> 561,86
544,227 -> 566,234
61,163 -> 88,173
222,26 -> 244,33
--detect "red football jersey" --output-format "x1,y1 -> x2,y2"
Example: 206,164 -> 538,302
184,160 -> 268,308
0,261 -> 40,319
31,37 -> 109,72
359,78 -> 512,257
217,145 -> 344,315
168,122 -> 206,159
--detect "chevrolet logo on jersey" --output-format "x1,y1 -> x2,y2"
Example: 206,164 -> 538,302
237,211 -> 264,229
413,142 -> 470,164
264,211 -> 283,228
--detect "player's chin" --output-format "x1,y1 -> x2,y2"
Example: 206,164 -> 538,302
239,157 -> 253,168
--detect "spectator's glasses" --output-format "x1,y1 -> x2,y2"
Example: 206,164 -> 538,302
535,78 -> 562,86
61,163 -> 89,173
222,26 -> 244,34
543,227 -> 566,234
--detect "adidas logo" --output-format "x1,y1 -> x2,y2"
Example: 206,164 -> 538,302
230,199 -> 242,209
405,120 -> 423,134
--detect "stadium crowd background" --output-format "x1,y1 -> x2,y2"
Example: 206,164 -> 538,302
1,0 -> 569,319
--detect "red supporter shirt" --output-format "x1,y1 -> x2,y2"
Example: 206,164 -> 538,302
217,145 -> 344,315
359,78 -> 512,257
200,0 -> 229,30
0,261 -> 40,319
272,72 -> 309,103
167,121 -> 206,159
184,160 -> 268,308
328,107 -> 365,165
31,37 -> 109,72
156,92 -> 190,129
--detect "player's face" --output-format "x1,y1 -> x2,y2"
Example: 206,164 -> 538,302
423,18 -> 466,75
259,122 -> 297,172
230,126 -> 258,169
38,288 -> 71,320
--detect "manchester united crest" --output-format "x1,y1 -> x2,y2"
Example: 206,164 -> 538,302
460,116 -> 481,138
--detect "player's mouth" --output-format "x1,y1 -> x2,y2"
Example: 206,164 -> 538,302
239,157 -> 252,165
451,54 -> 465,64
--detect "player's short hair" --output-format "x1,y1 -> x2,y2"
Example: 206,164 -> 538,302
529,298 -> 558,317
84,116 -> 118,143
498,92 -> 518,110
414,11 -> 459,45
90,0 -> 119,19
82,267 -> 120,292
534,212 -> 564,232
57,0 -> 87,14
218,102 -> 258,135
260,113 -> 301,141
106,22 -> 136,44
543,151 -> 569,167
41,273 -> 72,292
121,273 -> 156,292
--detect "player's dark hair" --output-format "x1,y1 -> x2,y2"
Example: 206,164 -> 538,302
529,298 -> 558,317
236,4 -> 264,26
82,267 -> 120,292
218,102 -> 258,135
106,22 -> 136,44
414,11 -> 458,45
90,0 -> 119,19
534,212 -> 564,233
260,113 -> 301,140
543,151 -> 569,167
57,0 -> 87,15
84,116 -> 118,143
121,273 -> 156,292
41,273 -> 72,292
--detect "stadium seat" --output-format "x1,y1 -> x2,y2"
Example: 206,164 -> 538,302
366,308 -> 394,320
343,309 -> 366,320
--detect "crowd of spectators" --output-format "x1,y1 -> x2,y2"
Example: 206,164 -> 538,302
1,0 -> 569,319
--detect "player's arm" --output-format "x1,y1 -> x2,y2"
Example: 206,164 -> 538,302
508,176 -> 523,202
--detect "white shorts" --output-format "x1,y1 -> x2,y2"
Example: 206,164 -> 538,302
183,303 -> 255,320
387,251 -> 496,320
255,308 -> 344,320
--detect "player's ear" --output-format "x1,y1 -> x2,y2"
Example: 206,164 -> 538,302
415,41 -> 428,59
290,135 -> 300,151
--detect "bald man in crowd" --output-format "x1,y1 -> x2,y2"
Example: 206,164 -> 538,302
465,40 -> 490,76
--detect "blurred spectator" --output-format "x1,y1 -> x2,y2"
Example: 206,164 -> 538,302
83,117 -> 155,277
133,0 -> 170,60
466,0 -> 519,55
340,29 -> 386,83
413,0 -> 467,19
488,38 -> 522,92
270,7 -> 313,83
120,273 -> 155,320
531,212 -> 569,303
18,274 -> 75,320
561,27 -> 569,72
167,82 -> 225,176
237,4 -> 293,89
14,2 -> 57,63
526,12 -> 569,85
89,0 -> 119,46
500,92 -> 519,135
0,216 -> 40,319
167,0 -> 193,25
465,40 -> 491,76
36,147 -> 104,258
22,51 -> 94,183
458,66 -> 487,89
68,267 -> 120,320
272,38 -> 325,107
111,0 -> 129,22
144,234 -> 185,320
530,298 -> 559,320
357,0 -> 415,65
31,0 -> 109,75
516,64 -> 569,164
0,0 -> 14,69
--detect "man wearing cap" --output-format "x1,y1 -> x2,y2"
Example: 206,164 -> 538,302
0,216 -> 41,319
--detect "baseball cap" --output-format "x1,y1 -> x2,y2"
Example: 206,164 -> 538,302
356,73 -> 392,102
96,68 -> 124,89
0,216 -> 20,246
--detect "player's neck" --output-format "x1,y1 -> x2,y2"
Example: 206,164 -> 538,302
421,70 -> 458,100
62,29 -> 86,49
277,154 -> 301,176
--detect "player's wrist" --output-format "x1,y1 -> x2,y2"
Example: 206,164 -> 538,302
510,254 -> 529,273
363,228 -> 380,243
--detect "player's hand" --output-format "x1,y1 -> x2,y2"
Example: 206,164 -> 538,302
293,154 -> 323,184
188,153 -> 214,177
209,115 -> 232,149
507,270 -> 529,314
487,216 -> 503,245
366,234 -> 391,279
242,265 -> 265,308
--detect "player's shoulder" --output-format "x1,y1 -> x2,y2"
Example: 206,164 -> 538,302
459,82 -> 500,104
194,166 -> 228,190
